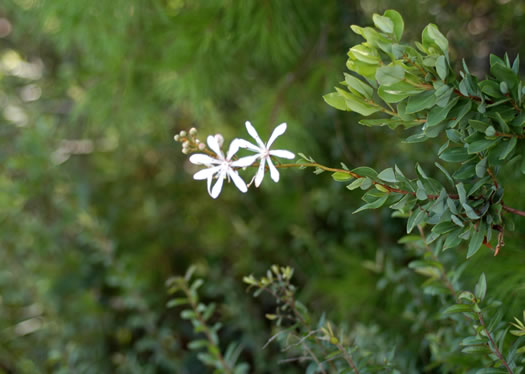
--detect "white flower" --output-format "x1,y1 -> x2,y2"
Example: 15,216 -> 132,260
189,135 -> 258,199
236,121 -> 295,187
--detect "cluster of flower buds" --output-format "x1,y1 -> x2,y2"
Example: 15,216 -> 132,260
173,127 -> 207,154
174,121 -> 295,198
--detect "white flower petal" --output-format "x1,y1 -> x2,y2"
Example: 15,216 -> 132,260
189,153 -> 219,165
210,169 -> 226,198
206,174 -> 213,195
207,135 -> 224,159
267,122 -> 287,148
233,138 -> 261,153
267,158 -> 280,183
254,157 -> 266,187
228,169 -> 247,193
232,154 -> 259,168
193,166 -> 220,180
269,149 -> 295,159
226,140 -> 241,160
245,121 -> 265,149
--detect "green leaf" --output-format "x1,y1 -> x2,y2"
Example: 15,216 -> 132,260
348,44 -> 381,65
353,194 -> 388,213
467,224 -> 485,259
479,79 -> 505,98
406,90 -> 437,114
449,100 -> 472,128
372,13 -> 394,34
376,65 -> 405,86
347,178 -> 365,190
474,273 -> 487,301
426,96 -> 459,127
331,172 -> 353,182
456,183 -> 467,205
344,73 -> 374,99
434,162 -> 455,186
335,88 -> 380,116
323,92 -> 347,111
407,208 -> 426,233
422,24 -> 448,54
467,139 -> 498,154
499,137 -> 517,160
475,158 -> 487,178
416,181 -> 427,200
432,221 -> 458,234
461,345 -> 492,354
443,303 -> 474,314
351,166 -> 378,179
485,125 -> 496,137
380,80 -> 425,100
436,55 -> 447,80
384,10 -> 404,41
377,168 -> 398,183
468,119 -> 490,132
491,61 -> 519,89
440,147 -> 470,163
462,203 -> 480,219
359,118 -> 421,129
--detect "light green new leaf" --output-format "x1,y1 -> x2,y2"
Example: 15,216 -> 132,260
323,92 -> 347,111
422,24 -> 449,54
335,87 -> 380,116
344,73 -> 374,98
332,172 -> 353,182
384,10 -> 404,41
373,13 -> 394,34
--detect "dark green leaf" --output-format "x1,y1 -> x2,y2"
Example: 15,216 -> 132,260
406,90 -> 437,113
467,224 -> 485,259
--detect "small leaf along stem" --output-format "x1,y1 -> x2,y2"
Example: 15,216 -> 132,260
274,162 -> 525,218
179,282 -> 234,374
477,311 -> 514,374
417,225 -> 457,299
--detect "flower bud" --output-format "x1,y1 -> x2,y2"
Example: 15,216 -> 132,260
189,127 -> 197,136
179,130 -> 187,137
182,140 -> 190,148
173,134 -> 180,142
215,134 -> 224,147
181,148 -> 189,154
198,143 -> 206,151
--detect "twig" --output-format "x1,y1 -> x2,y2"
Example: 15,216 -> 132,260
477,311 -> 514,374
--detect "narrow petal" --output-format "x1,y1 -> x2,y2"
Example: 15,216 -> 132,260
267,158 -> 280,183
269,149 -> 295,159
232,154 -> 259,168
245,121 -> 265,148
207,135 -> 224,159
254,157 -> 266,187
233,138 -> 260,153
228,169 -> 248,193
267,122 -> 287,148
189,153 -> 219,165
206,174 -> 213,196
210,169 -> 226,198
226,140 -> 240,160
193,166 -> 220,180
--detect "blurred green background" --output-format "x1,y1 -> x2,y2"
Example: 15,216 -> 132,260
1,0 -> 525,372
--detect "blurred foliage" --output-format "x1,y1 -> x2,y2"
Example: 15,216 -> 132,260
1,0 -> 525,373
